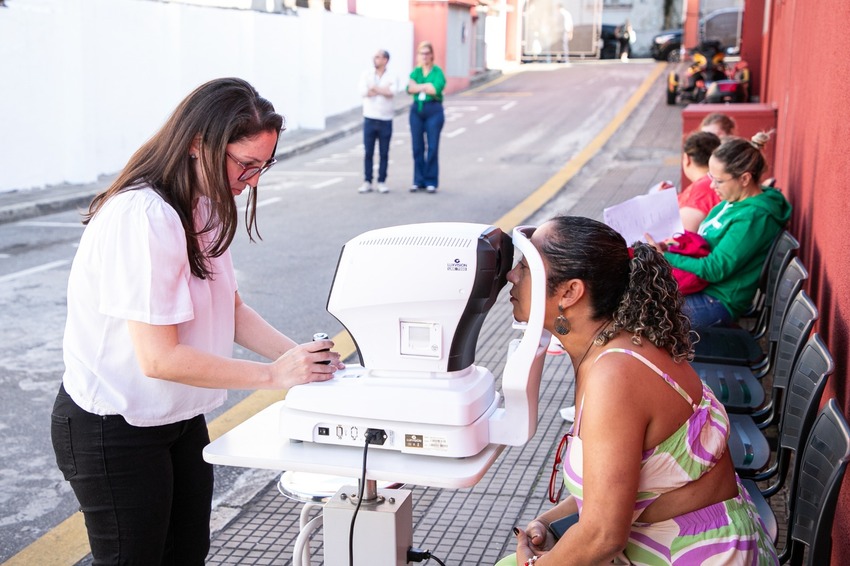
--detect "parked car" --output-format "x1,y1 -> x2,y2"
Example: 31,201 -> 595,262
701,7 -> 743,54
600,24 -> 617,58
651,7 -> 742,62
600,24 -> 622,59
651,29 -> 682,61
599,23 -> 635,59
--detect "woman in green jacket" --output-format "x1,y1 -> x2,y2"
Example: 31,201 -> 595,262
648,133 -> 792,328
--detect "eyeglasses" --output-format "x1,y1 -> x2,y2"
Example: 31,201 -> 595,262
707,172 -> 737,186
226,152 -> 277,182
548,432 -> 571,504
418,51 -> 433,56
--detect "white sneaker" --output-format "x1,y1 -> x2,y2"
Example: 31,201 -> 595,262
358,182 -> 373,193
409,185 -> 421,192
560,406 -> 576,423
547,335 -> 566,355
426,185 -> 437,193
376,182 -> 389,194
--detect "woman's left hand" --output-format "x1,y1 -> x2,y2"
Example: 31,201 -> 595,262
269,341 -> 344,389
514,527 -> 550,564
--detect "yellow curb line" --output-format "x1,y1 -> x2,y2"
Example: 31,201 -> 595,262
460,72 -> 512,94
3,62 -> 665,566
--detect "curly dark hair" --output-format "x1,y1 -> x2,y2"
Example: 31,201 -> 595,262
541,216 -> 694,361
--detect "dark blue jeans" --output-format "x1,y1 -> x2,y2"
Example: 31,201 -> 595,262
51,385 -> 213,565
683,292 -> 734,328
409,101 -> 445,187
363,117 -> 392,183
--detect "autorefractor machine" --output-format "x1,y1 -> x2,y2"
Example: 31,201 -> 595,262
277,222 -> 550,565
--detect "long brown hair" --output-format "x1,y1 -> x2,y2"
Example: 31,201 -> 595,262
84,78 -> 284,279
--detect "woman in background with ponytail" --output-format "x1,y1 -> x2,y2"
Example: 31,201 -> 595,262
497,216 -> 777,566
648,132 -> 791,329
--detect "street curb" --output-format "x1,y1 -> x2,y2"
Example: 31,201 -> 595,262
0,191 -> 98,225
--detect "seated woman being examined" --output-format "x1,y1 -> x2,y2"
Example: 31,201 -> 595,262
648,132 -> 791,329
497,216 -> 777,566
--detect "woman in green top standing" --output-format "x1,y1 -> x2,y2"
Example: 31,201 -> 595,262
407,41 -> 446,193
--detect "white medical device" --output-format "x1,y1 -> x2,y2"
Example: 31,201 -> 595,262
280,222 -> 549,458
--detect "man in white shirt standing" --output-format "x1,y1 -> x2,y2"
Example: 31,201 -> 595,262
358,49 -> 397,193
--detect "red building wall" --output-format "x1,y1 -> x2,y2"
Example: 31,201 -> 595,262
752,0 -> 850,560
410,0 -> 478,94
410,1 -> 449,73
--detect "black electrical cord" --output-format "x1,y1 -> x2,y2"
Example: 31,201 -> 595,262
348,430 -> 378,566
407,546 -> 448,565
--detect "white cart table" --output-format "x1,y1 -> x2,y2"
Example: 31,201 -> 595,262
203,401 -> 504,565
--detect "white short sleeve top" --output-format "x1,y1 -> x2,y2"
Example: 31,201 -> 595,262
359,68 -> 398,121
62,187 -> 234,426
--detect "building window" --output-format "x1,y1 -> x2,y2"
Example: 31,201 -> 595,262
603,0 -> 633,7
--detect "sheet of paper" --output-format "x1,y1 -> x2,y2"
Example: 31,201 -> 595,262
603,189 -> 683,245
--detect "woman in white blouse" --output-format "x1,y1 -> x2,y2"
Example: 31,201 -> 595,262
50,78 -> 343,565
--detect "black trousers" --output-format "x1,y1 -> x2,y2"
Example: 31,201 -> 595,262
51,385 -> 213,565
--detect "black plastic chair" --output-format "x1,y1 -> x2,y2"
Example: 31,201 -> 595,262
692,255 -> 806,372
729,310 -> 834,484
783,399 -> 850,565
752,289 -> 820,428
692,259 -> 809,419
735,332 -> 833,482
694,233 -> 808,370
742,230 -> 800,340
698,287 -> 817,423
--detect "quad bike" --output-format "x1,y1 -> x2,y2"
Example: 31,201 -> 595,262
666,40 -> 750,105
704,59 -> 750,103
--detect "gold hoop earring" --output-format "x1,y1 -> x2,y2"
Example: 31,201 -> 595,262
554,305 -> 571,336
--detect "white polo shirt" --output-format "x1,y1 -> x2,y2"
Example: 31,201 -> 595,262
359,67 -> 398,121
62,187 -> 234,426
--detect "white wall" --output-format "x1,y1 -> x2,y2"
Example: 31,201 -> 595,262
0,0 -> 412,192
350,0 -> 409,21
484,9 -> 507,70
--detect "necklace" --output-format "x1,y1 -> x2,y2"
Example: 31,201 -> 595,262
572,319 -> 612,377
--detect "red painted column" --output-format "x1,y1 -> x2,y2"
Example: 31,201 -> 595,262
505,0 -> 519,62
739,0 -> 765,100
683,0 -> 700,55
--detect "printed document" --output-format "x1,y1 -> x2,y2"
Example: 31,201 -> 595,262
603,189 -> 683,245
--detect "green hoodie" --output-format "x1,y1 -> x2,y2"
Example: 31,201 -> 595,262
665,187 -> 792,318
